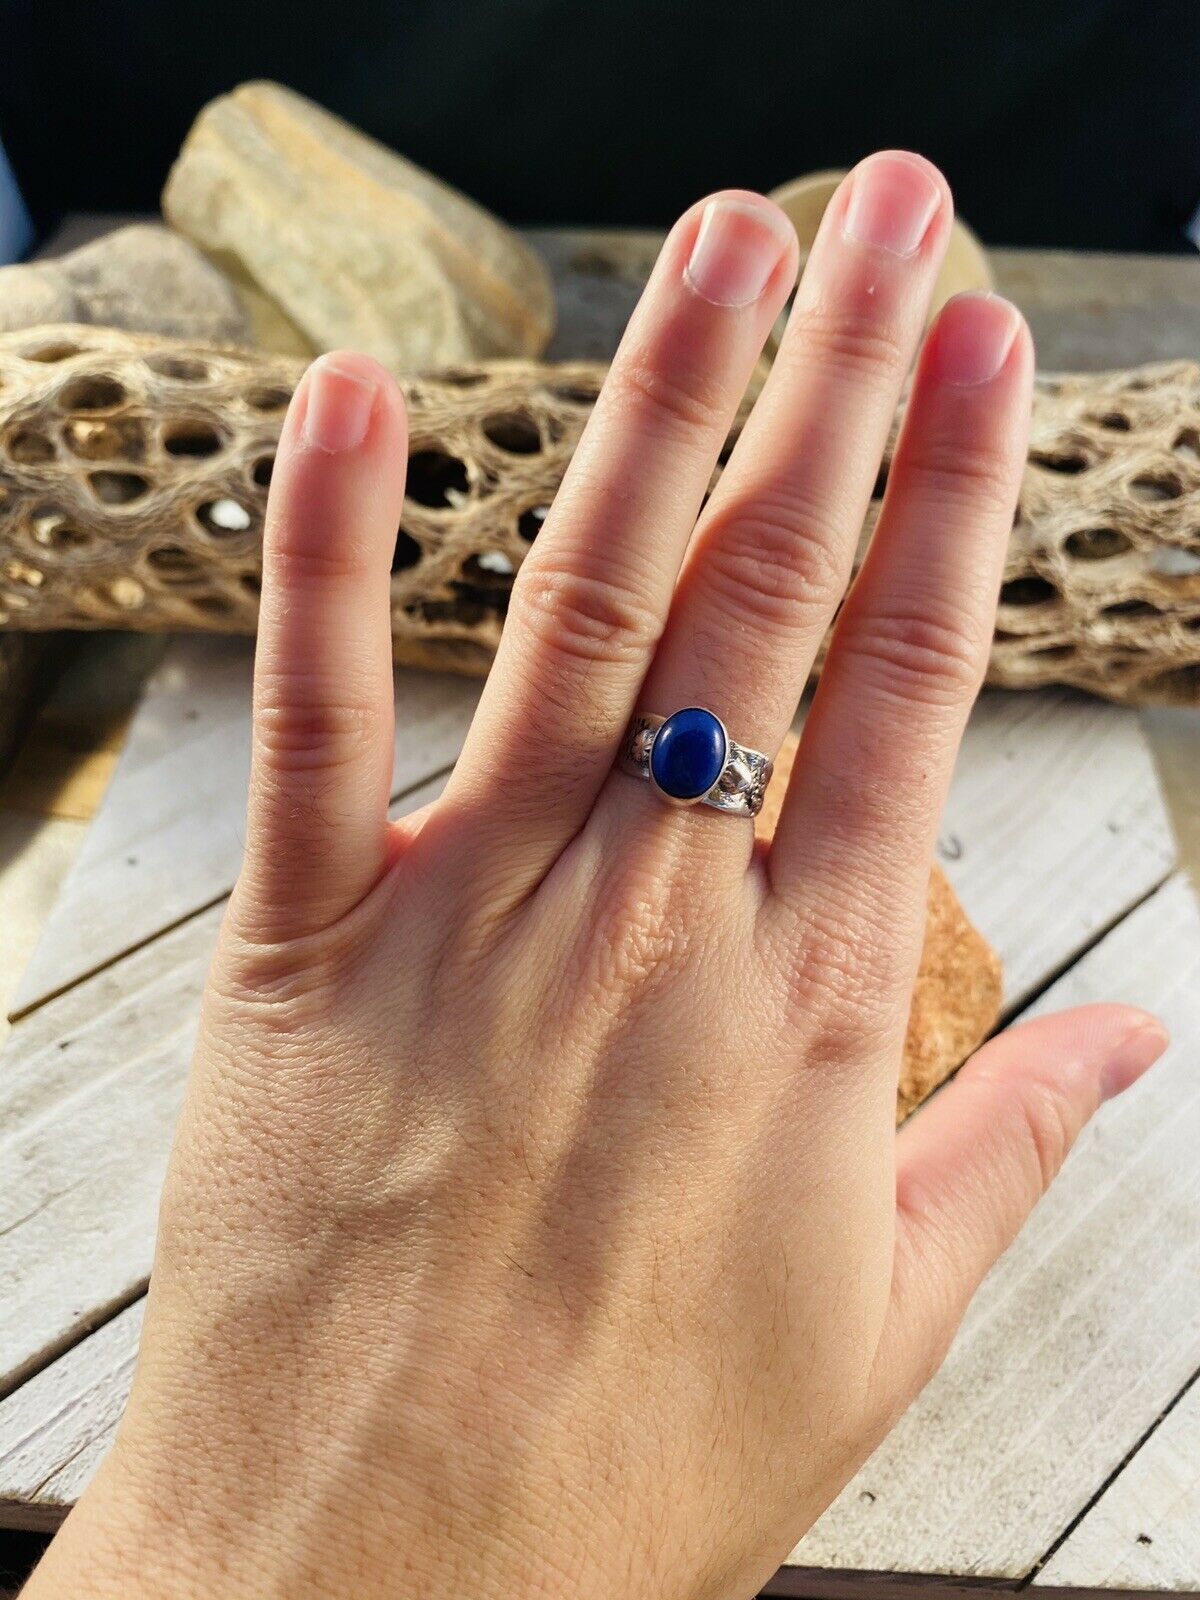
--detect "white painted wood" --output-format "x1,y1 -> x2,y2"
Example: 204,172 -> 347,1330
9,637 -> 252,1021
0,774 -> 448,1401
11,636 -> 480,1017
788,874 -> 1200,1581
0,1300 -> 144,1531
0,904 -> 215,1394
0,812 -> 86,1050
938,689 -> 1176,1010
1036,1372 -> 1200,1591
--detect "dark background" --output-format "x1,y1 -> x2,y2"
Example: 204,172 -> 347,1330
0,2 -> 1196,1594
2,0 -> 1199,251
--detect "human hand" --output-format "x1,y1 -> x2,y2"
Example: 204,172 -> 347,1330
28,152 -> 1167,1600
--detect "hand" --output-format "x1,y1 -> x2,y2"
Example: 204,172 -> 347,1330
28,153 -> 1167,1600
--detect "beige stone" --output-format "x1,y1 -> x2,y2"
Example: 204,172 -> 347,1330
162,81 -> 555,368
756,734 -> 1003,1121
0,225 -> 252,346
0,326 -> 1196,705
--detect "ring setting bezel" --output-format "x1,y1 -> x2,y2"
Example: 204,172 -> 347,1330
621,707 -> 773,818
647,707 -> 730,807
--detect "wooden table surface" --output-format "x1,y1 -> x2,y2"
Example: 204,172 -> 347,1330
0,229 -> 1197,1597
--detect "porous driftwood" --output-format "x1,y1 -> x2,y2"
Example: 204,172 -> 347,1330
757,733 -> 1002,1122
0,325 -> 1197,704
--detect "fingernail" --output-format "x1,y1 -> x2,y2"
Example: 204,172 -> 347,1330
843,152 -> 942,258
928,292 -> 1023,386
1099,1018 -> 1170,1101
301,357 -> 378,452
685,196 -> 794,308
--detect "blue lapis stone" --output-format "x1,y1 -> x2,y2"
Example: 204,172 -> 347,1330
650,708 -> 727,801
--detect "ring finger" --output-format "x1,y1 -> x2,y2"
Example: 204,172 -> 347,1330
631,152 -> 953,806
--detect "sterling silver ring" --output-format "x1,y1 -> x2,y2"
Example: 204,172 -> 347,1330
619,707 -> 773,818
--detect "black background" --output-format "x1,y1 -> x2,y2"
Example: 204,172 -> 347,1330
2,0 -> 1199,250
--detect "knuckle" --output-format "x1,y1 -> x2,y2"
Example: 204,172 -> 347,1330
212,921 -> 341,1021
878,1244 -> 962,1416
219,864 -> 390,999
607,354 -> 728,440
786,304 -> 908,384
765,890 -> 908,1051
900,1314 -> 959,1414
835,601 -> 986,707
699,493 -> 848,632
902,439 -> 1018,518
512,557 -> 663,667
267,542 -> 370,587
254,691 -> 377,773
587,873 -> 680,995
1008,1077 -> 1082,1193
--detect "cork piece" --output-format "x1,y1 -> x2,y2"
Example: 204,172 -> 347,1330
755,733 -> 1003,1121
0,225 -> 253,346
0,326 -> 1196,704
163,81 -> 556,367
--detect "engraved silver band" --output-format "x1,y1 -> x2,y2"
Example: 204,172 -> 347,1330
619,713 -> 773,818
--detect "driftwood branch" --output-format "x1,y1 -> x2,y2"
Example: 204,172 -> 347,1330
0,325 -> 1197,704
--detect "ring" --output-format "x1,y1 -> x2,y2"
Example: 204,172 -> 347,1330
619,707 -> 773,818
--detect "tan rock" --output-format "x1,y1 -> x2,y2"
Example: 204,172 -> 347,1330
162,81 -> 555,368
0,225 -> 252,346
756,734 -> 1003,1121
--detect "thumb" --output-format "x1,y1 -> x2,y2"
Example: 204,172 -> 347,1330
876,1004 -> 1168,1407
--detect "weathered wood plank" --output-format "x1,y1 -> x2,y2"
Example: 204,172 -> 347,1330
937,689 -> 1176,1011
530,230 -> 1200,374
0,814 -> 84,1052
1035,1372 -> 1200,1591
0,772 -> 449,1400
0,1301 -> 143,1531
10,638 -> 479,1016
0,904 -> 214,1394
787,874 -> 1200,1582
0,635 -> 45,779
0,634 -> 171,1046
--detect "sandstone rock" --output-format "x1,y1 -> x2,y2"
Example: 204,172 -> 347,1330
162,81 -> 555,368
0,225 -> 252,345
755,734 -> 1003,1120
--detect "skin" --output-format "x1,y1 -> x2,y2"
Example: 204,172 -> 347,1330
25,152 -> 1167,1600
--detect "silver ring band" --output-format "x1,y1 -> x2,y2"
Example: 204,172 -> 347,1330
619,709 -> 773,818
